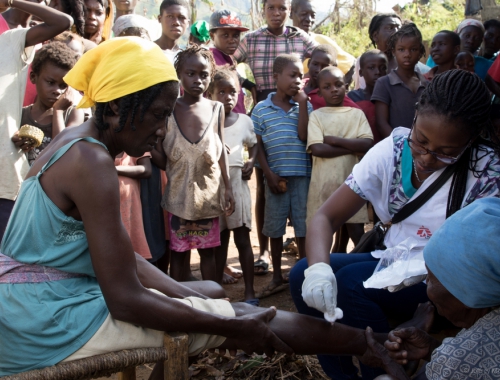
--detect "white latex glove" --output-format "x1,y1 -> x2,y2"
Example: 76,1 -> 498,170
302,262 -> 343,322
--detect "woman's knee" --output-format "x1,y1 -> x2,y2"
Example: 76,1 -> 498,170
182,280 -> 226,299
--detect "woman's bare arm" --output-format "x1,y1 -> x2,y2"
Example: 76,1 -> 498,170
306,184 -> 366,266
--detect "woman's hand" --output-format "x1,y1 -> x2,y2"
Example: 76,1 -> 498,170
359,327 -> 410,379
301,262 -> 343,322
232,307 -> 294,357
384,327 -> 435,365
11,130 -> 35,152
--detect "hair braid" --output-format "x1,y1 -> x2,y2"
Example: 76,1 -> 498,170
60,0 -> 86,36
94,82 -> 178,132
417,69 -> 500,217
387,22 -> 425,59
174,45 -> 216,82
368,13 -> 401,47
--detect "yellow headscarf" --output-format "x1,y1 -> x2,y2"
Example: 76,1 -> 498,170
64,37 -> 178,109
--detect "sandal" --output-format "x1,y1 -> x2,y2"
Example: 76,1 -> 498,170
254,259 -> 269,275
255,282 -> 289,299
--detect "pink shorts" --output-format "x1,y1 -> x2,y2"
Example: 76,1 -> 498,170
168,213 -> 221,252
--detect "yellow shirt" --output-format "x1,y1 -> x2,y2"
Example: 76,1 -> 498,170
303,33 -> 355,75
306,107 -> 372,224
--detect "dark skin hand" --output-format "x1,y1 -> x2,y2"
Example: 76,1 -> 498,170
384,327 -> 440,365
2,0 -> 73,47
242,144 -> 257,180
360,327 -> 411,380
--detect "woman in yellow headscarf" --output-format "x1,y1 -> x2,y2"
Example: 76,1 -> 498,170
83,0 -> 114,44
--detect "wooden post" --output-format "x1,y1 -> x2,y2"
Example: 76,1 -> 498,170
117,367 -> 136,380
163,332 -> 189,380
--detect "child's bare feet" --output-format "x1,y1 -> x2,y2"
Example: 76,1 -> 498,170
222,272 -> 239,284
224,265 -> 243,278
397,302 -> 435,332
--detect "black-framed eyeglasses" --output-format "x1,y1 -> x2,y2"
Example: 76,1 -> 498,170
407,116 -> 472,165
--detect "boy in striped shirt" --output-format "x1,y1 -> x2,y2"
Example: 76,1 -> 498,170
252,54 -> 312,294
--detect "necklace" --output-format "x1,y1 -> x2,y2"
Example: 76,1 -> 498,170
413,160 -> 425,183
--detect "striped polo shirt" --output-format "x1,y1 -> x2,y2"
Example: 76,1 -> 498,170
252,93 -> 313,177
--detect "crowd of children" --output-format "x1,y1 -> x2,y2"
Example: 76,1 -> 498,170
2,0 -> 500,345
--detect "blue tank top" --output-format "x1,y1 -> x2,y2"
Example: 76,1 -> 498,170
0,138 -> 109,375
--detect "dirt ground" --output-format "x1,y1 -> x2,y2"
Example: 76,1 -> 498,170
96,174 -> 355,380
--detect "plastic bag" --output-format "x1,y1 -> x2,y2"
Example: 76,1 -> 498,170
363,237 -> 427,292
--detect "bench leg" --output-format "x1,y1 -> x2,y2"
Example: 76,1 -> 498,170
163,332 -> 189,380
117,367 -> 136,380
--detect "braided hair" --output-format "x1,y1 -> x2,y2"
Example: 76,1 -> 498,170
94,81 -> 179,132
386,22 -> 425,59
59,0 -> 86,36
174,45 -> 216,82
207,64 -> 240,95
368,13 -> 401,47
417,69 -> 500,217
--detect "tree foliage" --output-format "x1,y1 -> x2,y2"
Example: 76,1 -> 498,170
318,0 -> 464,58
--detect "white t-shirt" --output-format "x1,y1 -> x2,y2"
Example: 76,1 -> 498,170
0,28 -> 35,200
347,127 -> 500,258
224,114 -> 257,168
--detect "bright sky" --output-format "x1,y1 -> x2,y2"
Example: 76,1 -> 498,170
311,0 -> 413,13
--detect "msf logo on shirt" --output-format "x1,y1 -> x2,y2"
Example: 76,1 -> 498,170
416,226 -> 432,239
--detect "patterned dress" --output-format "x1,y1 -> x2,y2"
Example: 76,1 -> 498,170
426,308 -> 500,380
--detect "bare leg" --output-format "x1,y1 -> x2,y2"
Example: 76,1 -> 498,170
221,302 -> 386,356
267,237 -> 284,289
169,250 -> 190,282
332,224 -> 349,253
346,223 -> 365,246
254,167 -> 270,273
197,248 -> 218,282
181,280 -> 227,299
233,226 -> 256,300
155,240 -> 170,275
295,236 -> 306,260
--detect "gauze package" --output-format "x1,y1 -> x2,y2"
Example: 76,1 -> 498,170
363,237 -> 427,292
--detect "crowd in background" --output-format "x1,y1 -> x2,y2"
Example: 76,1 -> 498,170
2,0 -> 500,378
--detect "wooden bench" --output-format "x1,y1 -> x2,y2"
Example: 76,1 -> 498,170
1,333 -> 189,380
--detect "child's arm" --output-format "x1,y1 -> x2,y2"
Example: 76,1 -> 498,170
374,101 -> 393,139
307,111 -> 351,158
5,0 -> 73,48
294,91 -> 310,142
242,143 -> 257,180
52,89 -> 84,137
323,136 -> 373,154
116,156 -> 152,179
216,108 -> 235,216
309,143 -> 352,158
256,135 -> 286,193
